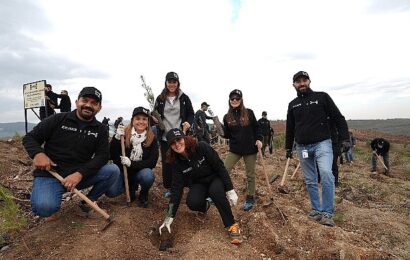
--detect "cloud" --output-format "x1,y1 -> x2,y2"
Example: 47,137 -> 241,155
366,0 -> 410,13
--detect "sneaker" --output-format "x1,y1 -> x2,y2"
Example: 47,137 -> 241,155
205,197 -> 213,213
228,223 -> 242,244
137,191 -> 148,208
243,196 -> 255,211
164,190 -> 172,198
319,213 -> 335,227
79,200 -> 92,214
308,210 -> 322,222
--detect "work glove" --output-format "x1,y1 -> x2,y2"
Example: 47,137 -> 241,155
285,149 -> 293,159
341,140 -> 351,153
120,156 -> 131,167
114,124 -> 125,140
159,217 -> 174,235
226,189 -> 238,207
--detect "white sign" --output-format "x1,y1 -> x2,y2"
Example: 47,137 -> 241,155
23,80 -> 46,109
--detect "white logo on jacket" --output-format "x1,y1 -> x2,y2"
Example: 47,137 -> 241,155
292,103 -> 302,108
61,125 -> 77,132
183,167 -> 193,174
309,100 -> 319,105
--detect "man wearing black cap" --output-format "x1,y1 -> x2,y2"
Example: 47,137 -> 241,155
257,111 -> 274,157
370,138 -> 390,175
23,86 -> 121,219
285,71 -> 350,227
193,102 -> 213,143
39,84 -> 59,120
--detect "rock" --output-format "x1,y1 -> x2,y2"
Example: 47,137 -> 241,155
1,245 -> 10,252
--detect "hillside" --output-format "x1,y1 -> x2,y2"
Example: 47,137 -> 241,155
0,122 -> 35,139
1,128 -> 409,259
347,119 -> 410,136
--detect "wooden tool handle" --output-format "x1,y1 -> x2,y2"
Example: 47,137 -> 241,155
290,162 -> 300,180
120,135 -> 131,205
280,158 -> 291,186
49,171 -> 110,220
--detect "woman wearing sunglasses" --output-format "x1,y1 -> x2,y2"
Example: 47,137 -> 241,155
159,128 -> 242,244
223,89 -> 263,211
110,107 -> 158,207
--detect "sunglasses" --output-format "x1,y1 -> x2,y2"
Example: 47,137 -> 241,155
230,97 -> 241,102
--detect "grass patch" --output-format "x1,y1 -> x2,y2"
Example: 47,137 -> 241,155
333,212 -> 344,223
0,185 -> 27,234
272,133 -> 285,149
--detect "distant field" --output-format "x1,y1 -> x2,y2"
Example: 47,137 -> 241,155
347,119 -> 410,136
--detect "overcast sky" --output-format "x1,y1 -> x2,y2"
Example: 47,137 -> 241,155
1,0 -> 409,124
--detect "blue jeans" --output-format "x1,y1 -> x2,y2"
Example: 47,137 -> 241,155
31,164 -> 121,217
107,168 -> 155,195
296,139 -> 334,215
345,148 -> 354,162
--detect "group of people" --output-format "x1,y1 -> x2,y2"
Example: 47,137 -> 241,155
39,83 -> 72,120
23,70 -> 392,246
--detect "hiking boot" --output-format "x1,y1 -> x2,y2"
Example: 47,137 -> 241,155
319,213 -> 335,227
383,169 -> 390,176
79,200 -> 92,214
137,190 -> 148,208
243,195 -> 255,211
129,183 -> 137,202
164,190 -> 172,198
228,223 -> 242,244
308,210 -> 322,222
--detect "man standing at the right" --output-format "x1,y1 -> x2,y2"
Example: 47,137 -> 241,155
285,71 -> 350,227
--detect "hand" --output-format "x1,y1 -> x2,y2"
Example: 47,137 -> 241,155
151,116 -> 159,124
120,156 -> 131,167
226,189 -> 238,206
182,122 -> 190,134
114,124 -> 125,140
33,153 -> 56,171
285,149 -> 293,159
341,140 -> 351,153
159,217 -> 174,235
61,172 -> 83,192
255,140 -> 263,150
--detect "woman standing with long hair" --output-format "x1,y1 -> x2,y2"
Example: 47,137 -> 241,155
153,72 -> 194,197
110,107 -> 158,207
223,89 -> 263,211
159,128 -> 241,244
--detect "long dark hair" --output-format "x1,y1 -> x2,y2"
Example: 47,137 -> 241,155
159,81 -> 180,101
225,98 -> 250,127
166,135 -> 198,164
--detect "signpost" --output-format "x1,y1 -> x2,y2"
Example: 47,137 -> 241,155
23,80 -> 46,133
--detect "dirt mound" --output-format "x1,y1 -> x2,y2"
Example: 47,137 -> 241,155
1,138 -> 409,259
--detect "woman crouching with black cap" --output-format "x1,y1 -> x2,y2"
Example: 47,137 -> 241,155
159,128 -> 241,244
110,107 -> 159,207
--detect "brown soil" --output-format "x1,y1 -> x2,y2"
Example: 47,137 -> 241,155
1,132 -> 409,259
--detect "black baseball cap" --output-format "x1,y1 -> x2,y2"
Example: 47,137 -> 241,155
262,111 -> 267,116
293,71 -> 310,82
132,106 -> 150,117
166,128 -> 185,145
229,89 -> 242,98
166,72 -> 179,81
201,102 -> 210,107
78,86 -> 102,102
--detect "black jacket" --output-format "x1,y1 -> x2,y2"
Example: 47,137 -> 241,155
168,141 -> 233,218
23,111 -> 109,178
109,136 -> 159,174
285,89 -> 349,150
371,138 -> 390,155
223,108 -> 263,155
153,92 -> 194,138
58,94 -> 72,112
257,117 -> 272,137
194,110 -> 213,132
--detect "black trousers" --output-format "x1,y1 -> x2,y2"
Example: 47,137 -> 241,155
186,178 -> 235,228
160,140 -> 173,189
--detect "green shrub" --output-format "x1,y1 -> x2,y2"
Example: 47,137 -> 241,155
272,134 -> 285,149
0,185 -> 27,234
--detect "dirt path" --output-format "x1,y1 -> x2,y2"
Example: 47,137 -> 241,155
1,140 -> 409,259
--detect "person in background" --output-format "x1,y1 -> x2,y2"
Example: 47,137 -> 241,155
40,84 -> 58,120
257,111 -> 274,157
57,90 -> 72,112
159,128 -> 241,244
193,102 -> 213,143
344,131 -> 356,164
110,107 -> 158,207
370,138 -> 390,175
153,71 -> 194,198
222,89 -> 263,211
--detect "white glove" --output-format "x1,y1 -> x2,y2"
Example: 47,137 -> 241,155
159,217 -> 174,235
226,189 -> 238,207
114,124 -> 125,140
120,156 -> 131,167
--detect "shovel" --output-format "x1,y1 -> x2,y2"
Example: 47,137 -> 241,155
290,162 -> 300,180
120,135 -> 131,207
278,158 -> 290,194
373,151 -> 388,170
49,171 -> 113,231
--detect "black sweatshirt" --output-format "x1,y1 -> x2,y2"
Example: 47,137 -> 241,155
257,117 -> 272,137
167,141 -> 233,218
223,108 -> 263,155
371,138 -> 390,155
23,110 -> 109,178
285,89 -> 349,150
109,136 -> 159,173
